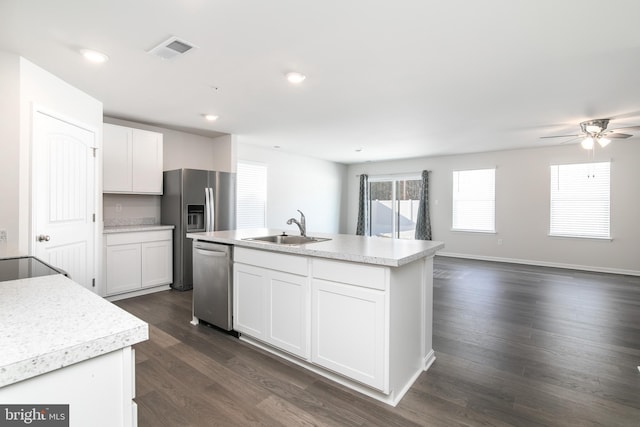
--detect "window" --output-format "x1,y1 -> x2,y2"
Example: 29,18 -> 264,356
452,168 -> 495,232
550,161 -> 610,239
236,161 -> 267,228
369,175 -> 421,239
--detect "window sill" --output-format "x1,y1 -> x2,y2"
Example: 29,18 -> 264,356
450,229 -> 496,234
548,234 -> 612,241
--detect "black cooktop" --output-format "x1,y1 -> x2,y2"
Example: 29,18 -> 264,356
0,256 -> 68,282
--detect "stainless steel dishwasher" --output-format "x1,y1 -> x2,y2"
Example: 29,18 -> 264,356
192,240 -> 233,331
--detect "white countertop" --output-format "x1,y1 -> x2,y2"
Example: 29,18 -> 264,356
187,228 -> 444,267
0,275 -> 148,387
104,224 -> 174,234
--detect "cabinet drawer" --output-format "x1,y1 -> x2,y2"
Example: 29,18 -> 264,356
312,258 -> 387,291
106,230 -> 171,246
235,247 -> 308,276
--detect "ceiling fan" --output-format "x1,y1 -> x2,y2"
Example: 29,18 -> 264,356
540,118 -> 640,149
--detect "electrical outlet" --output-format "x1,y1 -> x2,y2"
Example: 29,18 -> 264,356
115,204 -> 122,213
0,229 -> 7,242
497,238 -> 503,245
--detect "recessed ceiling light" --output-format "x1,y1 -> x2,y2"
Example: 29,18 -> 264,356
285,72 -> 306,84
80,49 -> 109,63
204,114 -> 218,121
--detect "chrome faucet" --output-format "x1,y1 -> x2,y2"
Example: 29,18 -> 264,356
286,209 -> 306,237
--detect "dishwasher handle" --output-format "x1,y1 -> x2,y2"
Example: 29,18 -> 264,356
194,248 -> 227,257
193,240 -> 232,256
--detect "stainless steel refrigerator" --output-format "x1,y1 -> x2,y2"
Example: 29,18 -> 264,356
161,169 -> 236,291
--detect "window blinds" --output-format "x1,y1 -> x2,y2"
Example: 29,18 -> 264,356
236,162 -> 267,228
549,162 -> 610,239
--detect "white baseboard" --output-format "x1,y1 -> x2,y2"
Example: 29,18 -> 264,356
436,252 -> 640,277
104,284 -> 171,302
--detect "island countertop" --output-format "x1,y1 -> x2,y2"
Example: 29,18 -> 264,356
187,228 -> 444,267
0,275 -> 148,387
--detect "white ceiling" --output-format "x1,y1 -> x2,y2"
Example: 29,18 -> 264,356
2,0 -> 640,164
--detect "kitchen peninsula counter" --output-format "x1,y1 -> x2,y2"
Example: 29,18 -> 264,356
186,228 -> 443,267
0,274 -> 148,387
187,228 -> 444,406
0,274 -> 147,425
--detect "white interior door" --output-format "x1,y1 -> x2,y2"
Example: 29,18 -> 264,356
33,111 -> 96,291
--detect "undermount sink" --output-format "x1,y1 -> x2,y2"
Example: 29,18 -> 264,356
243,234 -> 331,245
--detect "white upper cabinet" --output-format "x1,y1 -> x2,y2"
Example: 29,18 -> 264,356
103,123 -> 163,194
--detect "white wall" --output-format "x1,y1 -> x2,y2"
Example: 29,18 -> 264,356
103,117 -> 236,172
347,142 -> 640,275
238,143 -> 348,234
0,53 -> 20,256
0,54 -> 103,256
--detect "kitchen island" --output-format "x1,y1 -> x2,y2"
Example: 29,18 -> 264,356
0,274 -> 148,426
187,228 -> 444,406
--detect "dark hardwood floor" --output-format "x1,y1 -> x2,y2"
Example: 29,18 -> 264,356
115,257 -> 640,426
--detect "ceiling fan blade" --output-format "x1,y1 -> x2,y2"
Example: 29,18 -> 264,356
539,134 -> 580,139
606,133 -> 632,139
558,136 -> 583,145
608,125 -> 640,132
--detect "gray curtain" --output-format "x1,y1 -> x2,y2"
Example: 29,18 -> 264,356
414,170 -> 431,240
356,174 -> 370,236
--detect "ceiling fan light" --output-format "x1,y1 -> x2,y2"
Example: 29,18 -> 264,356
581,137 -> 594,149
585,125 -> 602,134
597,137 -> 611,147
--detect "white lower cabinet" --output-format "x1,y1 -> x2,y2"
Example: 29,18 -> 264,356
141,240 -> 173,287
106,243 -> 142,295
232,246 -> 433,406
233,248 -> 310,359
105,230 -> 172,297
267,270 -> 309,357
0,347 -> 138,427
233,264 -> 267,340
311,278 -> 386,390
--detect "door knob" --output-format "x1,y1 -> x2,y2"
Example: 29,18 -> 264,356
37,234 -> 50,242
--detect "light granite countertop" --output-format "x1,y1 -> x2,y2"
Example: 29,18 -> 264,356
103,224 -> 175,234
187,228 -> 444,267
0,275 -> 148,387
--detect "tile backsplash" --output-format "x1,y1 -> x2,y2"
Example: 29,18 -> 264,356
103,194 -> 161,226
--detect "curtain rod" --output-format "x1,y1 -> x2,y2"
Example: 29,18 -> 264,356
355,171 -> 427,177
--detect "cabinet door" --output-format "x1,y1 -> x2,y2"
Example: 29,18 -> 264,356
141,240 -> 172,288
106,244 -> 141,295
267,271 -> 309,359
103,123 -> 132,192
233,264 -> 267,340
0,347 -> 137,427
131,129 -> 163,194
311,279 -> 386,390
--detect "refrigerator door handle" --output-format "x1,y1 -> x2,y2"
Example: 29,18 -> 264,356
204,187 -> 210,232
205,187 -> 215,232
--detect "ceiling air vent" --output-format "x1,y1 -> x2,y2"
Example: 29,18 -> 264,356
147,36 -> 197,60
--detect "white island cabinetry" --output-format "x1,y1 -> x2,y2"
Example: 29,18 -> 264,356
188,228 -> 443,406
234,247 -> 309,358
311,259 -> 387,390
